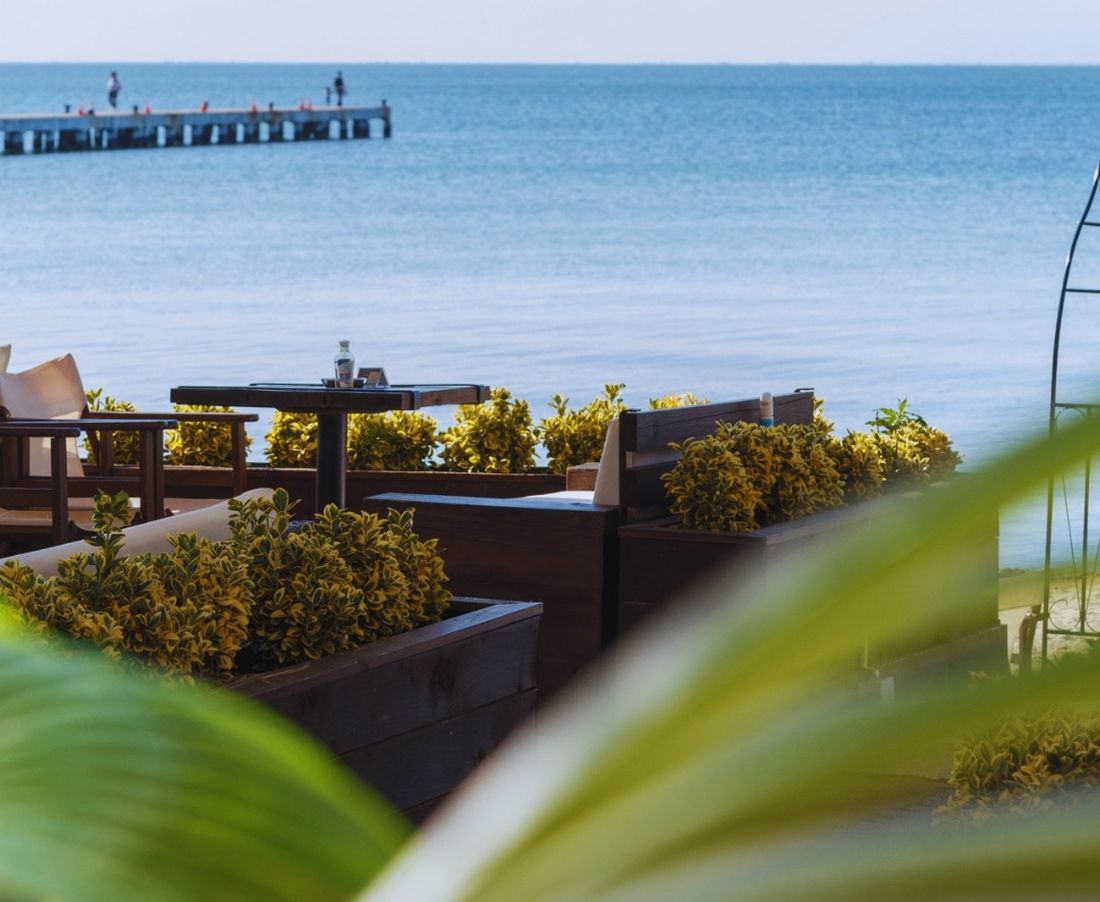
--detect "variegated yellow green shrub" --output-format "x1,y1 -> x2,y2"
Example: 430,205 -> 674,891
648,392 -> 708,410
229,489 -> 450,670
728,421 -> 844,523
663,421 -> 845,532
832,430 -> 888,502
664,398 -> 959,532
0,488 -> 451,679
83,388 -> 140,466
346,411 -> 438,470
781,423 -> 847,519
310,502 -> 420,639
538,383 -> 626,474
265,410 -> 318,467
439,387 -> 536,473
943,709 -> 1100,819
662,431 -> 762,531
383,506 -> 451,626
166,404 -> 252,466
267,409 -> 439,470
0,491 -> 252,681
868,399 -> 962,487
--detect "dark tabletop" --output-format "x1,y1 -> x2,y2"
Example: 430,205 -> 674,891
170,383 -> 489,414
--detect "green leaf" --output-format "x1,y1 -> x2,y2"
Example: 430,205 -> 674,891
362,411 -> 1100,900
0,616 -> 407,902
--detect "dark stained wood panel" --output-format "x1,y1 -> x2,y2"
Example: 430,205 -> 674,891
364,494 -> 619,703
231,598 -> 542,819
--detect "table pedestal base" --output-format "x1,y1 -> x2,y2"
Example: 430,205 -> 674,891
315,413 -> 347,513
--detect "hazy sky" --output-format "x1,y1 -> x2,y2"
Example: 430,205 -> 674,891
3,0 -> 1100,63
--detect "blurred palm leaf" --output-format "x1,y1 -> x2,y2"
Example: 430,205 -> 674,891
362,413 -> 1100,901
5,415 -> 1100,900
0,626 -> 408,901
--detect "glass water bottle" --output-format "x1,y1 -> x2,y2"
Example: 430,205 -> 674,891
334,340 -> 356,388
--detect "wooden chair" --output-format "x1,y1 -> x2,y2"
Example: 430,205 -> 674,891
0,417 -> 177,546
363,391 -> 815,699
0,354 -> 257,521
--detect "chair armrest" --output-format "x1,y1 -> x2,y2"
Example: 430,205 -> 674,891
8,417 -> 179,432
5,418 -> 174,524
0,423 -> 82,439
84,415 -> 253,492
70,417 -> 179,431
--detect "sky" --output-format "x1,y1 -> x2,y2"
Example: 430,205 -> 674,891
2,0 -> 1100,63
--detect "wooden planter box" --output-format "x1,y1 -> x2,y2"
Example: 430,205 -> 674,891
362,493 -> 620,703
618,501 -> 1005,689
231,597 -> 542,823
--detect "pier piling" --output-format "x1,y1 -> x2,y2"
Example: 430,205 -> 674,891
0,104 -> 391,157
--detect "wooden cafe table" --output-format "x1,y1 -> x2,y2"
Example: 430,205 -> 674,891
169,382 -> 489,513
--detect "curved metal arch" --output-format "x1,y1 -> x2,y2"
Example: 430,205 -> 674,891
1042,161 -> 1100,662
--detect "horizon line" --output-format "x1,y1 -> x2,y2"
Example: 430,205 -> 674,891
5,59 -> 1100,67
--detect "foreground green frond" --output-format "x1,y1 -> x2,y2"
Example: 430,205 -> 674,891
9,400 -> 1100,901
363,412 -> 1100,901
0,617 -> 408,902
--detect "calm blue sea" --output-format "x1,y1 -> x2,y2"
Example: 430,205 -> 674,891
4,64 -> 1100,566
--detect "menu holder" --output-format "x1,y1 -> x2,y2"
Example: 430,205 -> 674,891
357,366 -> 389,387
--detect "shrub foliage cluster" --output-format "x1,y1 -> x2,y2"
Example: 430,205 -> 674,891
0,489 -> 450,681
83,388 -> 141,466
166,404 -> 253,467
438,388 -> 536,473
944,709 -> 1100,818
90,383 -> 713,474
537,384 -> 626,475
265,384 -> 709,474
663,400 -> 961,532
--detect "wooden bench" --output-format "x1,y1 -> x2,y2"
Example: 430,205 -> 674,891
363,391 -> 814,700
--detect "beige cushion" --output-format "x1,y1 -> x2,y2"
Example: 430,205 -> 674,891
591,416 -> 680,507
516,490 -> 598,504
0,488 -> 275,578
0,345 -> 10,372
0,354 -> 86,478
592,417 -> 621,506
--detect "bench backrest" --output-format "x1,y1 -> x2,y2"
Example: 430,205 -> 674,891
615,391 -> 815,523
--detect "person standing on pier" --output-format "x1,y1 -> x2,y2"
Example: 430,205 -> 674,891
333,71 -> 347,107
106,71 -> 121,109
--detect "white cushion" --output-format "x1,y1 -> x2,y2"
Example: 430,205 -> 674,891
0,345 -> 10,372
592,417 -> 621,506
516,490 -> 597,504
0,354 -> 86,478
0,488 -> 275,579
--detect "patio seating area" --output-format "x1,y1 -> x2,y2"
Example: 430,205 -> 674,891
363,392 -> 817,698
0,345 -> 1008,822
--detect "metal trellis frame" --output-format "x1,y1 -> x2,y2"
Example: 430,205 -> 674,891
1042,160 -> 1100,661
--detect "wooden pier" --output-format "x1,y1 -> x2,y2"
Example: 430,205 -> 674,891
0,103 -> 391,155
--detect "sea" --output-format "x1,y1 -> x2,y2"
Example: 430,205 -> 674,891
4,63 -> 1100,567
